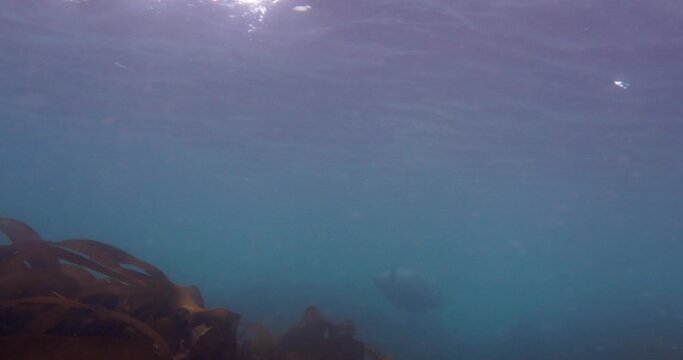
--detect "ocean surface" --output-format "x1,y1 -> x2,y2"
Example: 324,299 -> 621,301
1,0 -> 683,359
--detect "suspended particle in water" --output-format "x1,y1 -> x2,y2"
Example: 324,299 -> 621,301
613,80 -> 630,89
292,5 -> 312,12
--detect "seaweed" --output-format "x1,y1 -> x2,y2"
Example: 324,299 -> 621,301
0,218 -> 390,360
239,306 -> 393,360
0,218 -> 238,359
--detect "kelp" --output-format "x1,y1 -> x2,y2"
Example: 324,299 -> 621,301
0,218 -> 390,360
0,217 -> 239,359
239,306 -> 393,360
277,305 -> 365,360
0,335 -> 165,360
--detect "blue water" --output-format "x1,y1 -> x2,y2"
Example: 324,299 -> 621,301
1,0 -> 683,359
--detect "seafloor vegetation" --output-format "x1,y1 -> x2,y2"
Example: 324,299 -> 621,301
0,218 -> 390,360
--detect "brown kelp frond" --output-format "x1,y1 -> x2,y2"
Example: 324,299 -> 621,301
0,218 -> 389,360
274,306 -> 366,360
57,239 -> 172,286
237,306 -> 391,360
0,218 -> 242,359
0,218 -> 60,269
238,322 -> 278,360
0,267 -> 81,300
0,218 -> 44,244
171,284 -> 206,313
47,245 -> 150,287
0,335 -> 166,360
0,296 -> 173,359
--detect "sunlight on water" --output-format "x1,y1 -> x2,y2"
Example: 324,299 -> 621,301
202,0 -> 285,32
230,0 -> 281,31
61,0 -> 290,32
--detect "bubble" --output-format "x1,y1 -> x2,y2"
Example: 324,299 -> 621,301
613,80 -> 630,90
292,5 -> 311,12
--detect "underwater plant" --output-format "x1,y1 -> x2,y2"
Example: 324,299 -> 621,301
0,218 -> 389,360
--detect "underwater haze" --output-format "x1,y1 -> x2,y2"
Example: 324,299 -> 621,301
2,0 -> 683,358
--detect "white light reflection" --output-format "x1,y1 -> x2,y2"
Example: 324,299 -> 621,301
220,0 -> 283,32
292,5 -> 311,12
613,80 -> 630,90
62,0 -> 290,33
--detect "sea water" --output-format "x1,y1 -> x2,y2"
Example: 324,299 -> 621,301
1,1 -> 682,359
